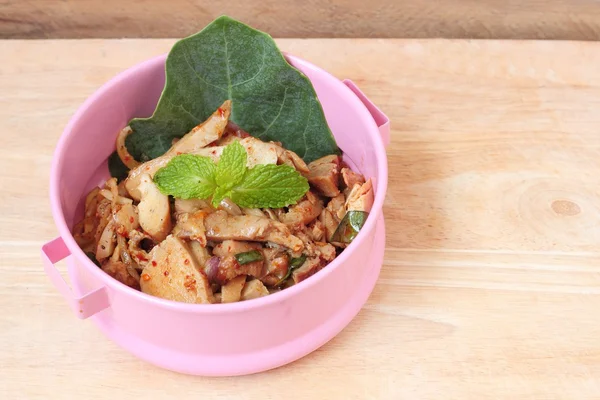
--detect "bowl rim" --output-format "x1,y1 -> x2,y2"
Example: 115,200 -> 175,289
50,53 -> 388,314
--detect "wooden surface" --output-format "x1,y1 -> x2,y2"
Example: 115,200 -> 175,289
4,0 -> 600,40
2,38 -> 600,399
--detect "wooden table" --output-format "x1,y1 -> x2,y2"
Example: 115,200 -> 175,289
2,39 -> 600,399
5,1 -> 600,40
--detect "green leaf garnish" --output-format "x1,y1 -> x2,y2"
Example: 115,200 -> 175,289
275,255 -> 306,286
230,164 -> 309,209
107,151 -> 129,182
154,154 -> 216,199
215,141 -> 247,190
290,255 -> 307,269
154,143 -> 308,208
331,211 -> 369,243
125,16 -> 339,163
235,250 -> 264,265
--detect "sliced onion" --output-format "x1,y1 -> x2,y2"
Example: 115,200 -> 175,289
116,126 -> 141,169
99,189 -> 133,205
113,203 -> 139,231
99,189 -> 113,201
96,222 -> 116,260
205,256 -> 220,282
110,241 -> 121,262
84,187 -> 100,215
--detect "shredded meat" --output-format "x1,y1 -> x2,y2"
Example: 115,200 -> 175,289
341,167 -> 365,190
136,174 -> 172,242
102,260 -> 140,289
140,235 -> 213,304
174,198 -> 212,215
274,144 -> 310,174
221,275 -> 247,303
210,240 -> 264,284
204,211 -> 304,252
346,179 -> 374,212
279,191 -> 323,228
319,193 -> 345,241
292,257 -> 323,283
307,155 -> 341,197
260,248 -> 289,286
212,240 -> 261,257
211,255 -> 264,285
165,100 -> 230,156
240,279 -> 270,300
127,230 -> 154,268
172,210 -> 207,246
307,219 -> 326,242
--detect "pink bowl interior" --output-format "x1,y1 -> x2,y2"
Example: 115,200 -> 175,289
51,54 -> 387,304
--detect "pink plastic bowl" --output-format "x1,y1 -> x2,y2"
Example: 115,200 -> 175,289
42,53 -> 389,376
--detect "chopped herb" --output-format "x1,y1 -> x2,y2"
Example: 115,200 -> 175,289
290,255 -> 307,269
235,250 -> 264,265
331,211 -> 369,244
275,255 -> 307,286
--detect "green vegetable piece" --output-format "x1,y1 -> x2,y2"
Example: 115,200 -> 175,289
235,250 -> 264,265
154,154 -> 217,199
275,255 -> 306,286
289,255 -> 307,269
85,252 -> 101,267
126,16 -> 339,163
229,164 -> 309,208
331,211 -> 369,243
215,140 -> 247,190
107,151 -> 129,182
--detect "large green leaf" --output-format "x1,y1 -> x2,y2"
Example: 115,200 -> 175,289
126,16 -> 339,163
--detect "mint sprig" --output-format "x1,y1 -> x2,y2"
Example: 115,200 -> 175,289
153,142 -> 309,208
153,154 -> 216,199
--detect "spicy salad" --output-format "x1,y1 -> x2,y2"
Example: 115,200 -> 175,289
72,16 -> 373,304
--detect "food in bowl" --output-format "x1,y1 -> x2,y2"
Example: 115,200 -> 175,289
71,16 -> 374,304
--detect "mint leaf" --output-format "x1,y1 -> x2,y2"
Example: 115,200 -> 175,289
230,164 -> 309,208
126,16 -> 339,163
211,186 -> 231,208
215,141 -> 247,190
154,154 -> 217,199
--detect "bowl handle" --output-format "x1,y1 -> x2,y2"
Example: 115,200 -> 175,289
41,237 -> 110,319
343,79 -> 390,147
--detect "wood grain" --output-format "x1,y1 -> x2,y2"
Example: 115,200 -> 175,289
2,38 -> 600,398
3,0 -> 600,40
